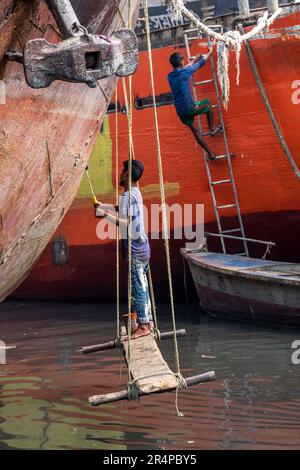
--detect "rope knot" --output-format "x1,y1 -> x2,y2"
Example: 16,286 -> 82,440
217,30 -> 242,108
165,0 -> 185,21
127,380 -> 139,401
154,328 -> 161,341
173,372 -> 187,417
175,372 -> 188,391
257,12 -> 272,38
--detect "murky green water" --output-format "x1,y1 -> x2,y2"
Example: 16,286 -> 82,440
0,301 -> 300,450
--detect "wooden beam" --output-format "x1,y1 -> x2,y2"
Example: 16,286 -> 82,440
89,372 -> 216,406
158,329 -> 187,340
80,329 -> 187,355
80,340 -> 117,355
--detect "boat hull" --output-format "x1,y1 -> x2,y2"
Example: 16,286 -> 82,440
184,251 -> 300,326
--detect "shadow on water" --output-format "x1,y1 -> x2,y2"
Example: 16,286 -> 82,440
0,301 -> 300,450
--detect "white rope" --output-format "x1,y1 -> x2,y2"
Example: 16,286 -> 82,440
217,30 -> 242,109
165,1 -> 282,107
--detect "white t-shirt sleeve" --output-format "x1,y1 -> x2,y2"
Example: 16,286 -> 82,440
119,193 -> 129,219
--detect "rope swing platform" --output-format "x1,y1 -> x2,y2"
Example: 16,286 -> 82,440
82,0 -> 216,410
82,328 -> 216,407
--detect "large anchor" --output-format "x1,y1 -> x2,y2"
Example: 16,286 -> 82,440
7,0 -> 138,89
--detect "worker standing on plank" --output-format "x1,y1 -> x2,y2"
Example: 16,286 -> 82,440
95,160 -> 153,340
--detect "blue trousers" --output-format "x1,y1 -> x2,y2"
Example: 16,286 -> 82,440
131,258 -> 153,324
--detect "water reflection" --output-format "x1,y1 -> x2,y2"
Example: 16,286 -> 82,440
0,301 -> 300,450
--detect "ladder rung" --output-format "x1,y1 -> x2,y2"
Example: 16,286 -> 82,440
211,179 -> 232,186
214,154 -> 235,160
194,79 -> 214,86
236,253 -> 247,256
214,155 -> 227,160
217,204 -> 236,210
221,229 -> 242,234
202,128 -> 224,137
212,104 -> 219,109
185,28 -> 203,34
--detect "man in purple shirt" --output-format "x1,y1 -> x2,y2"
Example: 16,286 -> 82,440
168,46 -> 221,161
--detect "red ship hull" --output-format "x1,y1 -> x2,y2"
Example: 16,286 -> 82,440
14,9 -> 300,301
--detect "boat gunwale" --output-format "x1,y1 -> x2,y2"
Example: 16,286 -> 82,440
181,250 -> 300,287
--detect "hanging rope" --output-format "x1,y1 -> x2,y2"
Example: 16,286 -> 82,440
124,0 -> 139,402
116,89 -> 123,389
122,68 -> 161,399
143,0 -> 187,416
122,78 -> 135,159
115,89 -> 121,344
164,0 -> 282,107
122,76 -> 161,341
217,30 -> 242,109
262,243 -> 272,260
85,168 -> 98,206
147,266 -> 160,340
113,0 -> 126,27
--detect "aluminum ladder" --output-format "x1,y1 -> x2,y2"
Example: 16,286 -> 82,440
184,27 -> 249,257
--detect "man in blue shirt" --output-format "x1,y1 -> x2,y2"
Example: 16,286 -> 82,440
168,46 -> 221,160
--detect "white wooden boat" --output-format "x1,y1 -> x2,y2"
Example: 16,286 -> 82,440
182,249 -> 300,326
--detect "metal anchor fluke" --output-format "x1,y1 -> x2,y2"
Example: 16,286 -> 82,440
22,29 -> 138,89
6,0 -> 138,89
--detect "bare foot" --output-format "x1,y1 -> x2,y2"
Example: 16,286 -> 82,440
130,325 -> 151,340
210,124 -> 222,137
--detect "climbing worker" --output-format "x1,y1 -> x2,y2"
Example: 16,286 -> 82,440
95,160 -> 153,340
168,45 -> 222,161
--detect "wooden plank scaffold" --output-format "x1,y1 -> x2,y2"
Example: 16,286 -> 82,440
82,328 -> 216,406
81,0 -> 216,408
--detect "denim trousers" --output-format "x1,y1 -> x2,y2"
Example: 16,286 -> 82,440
131,258 -> 152,324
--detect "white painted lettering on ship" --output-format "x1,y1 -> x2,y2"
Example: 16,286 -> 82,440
291,340 -> 300,365
0,340 -> 6,365
291,80 -> 300,105
0,80 -> 6,105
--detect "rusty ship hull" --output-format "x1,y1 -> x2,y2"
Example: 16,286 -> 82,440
0,0 -> 140,301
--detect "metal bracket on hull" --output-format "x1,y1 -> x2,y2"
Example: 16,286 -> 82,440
23,29 -> 138,89
6,0 -> 138,88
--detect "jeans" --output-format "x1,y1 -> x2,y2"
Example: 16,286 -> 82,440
131,258 -> 152,324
